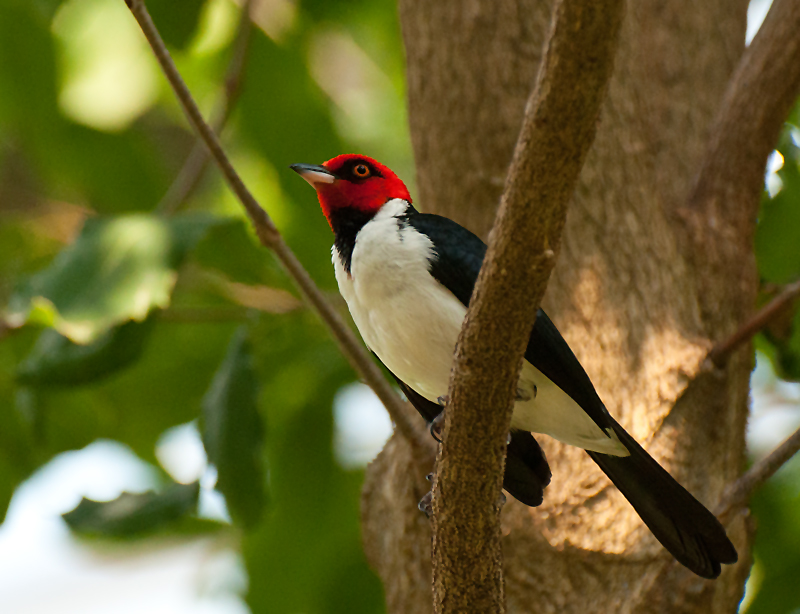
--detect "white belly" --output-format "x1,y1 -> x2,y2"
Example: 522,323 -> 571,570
335,200 -> 627,456
334,202 -> 463,401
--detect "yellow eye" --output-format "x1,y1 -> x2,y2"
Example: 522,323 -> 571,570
353,164 -> 371,178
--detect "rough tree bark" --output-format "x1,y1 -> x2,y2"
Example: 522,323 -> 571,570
362,0 -> 771,613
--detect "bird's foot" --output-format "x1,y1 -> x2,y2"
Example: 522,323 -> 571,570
436,395 -> 449,407
515,383 -> 537,402
496,491 -> 507,511
429,412 -> 445,443
418,474 -> 434,517
418,490 -> 433,517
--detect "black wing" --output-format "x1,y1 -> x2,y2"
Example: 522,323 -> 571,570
407,211 -> 612,430
405,210 -> 737,578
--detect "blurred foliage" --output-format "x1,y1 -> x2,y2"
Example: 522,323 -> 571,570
202,326 -> 266,529
755,125 -> 800,383
744,457 -> 800,614
7,213 -> 217,342
62,480 -> 214,537
755,133 -> 800,285
0,0 -> 410,611
16,316 -> 156,387
744,115 -> 800,613
0,0 -> 799,613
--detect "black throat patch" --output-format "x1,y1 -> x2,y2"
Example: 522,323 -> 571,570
330,207 -> 380,274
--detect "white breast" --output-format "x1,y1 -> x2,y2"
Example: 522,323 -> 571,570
334,200 -> 465,402
334,199 -> 627,457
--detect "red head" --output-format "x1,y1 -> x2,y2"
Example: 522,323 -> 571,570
291,154 -> 411,231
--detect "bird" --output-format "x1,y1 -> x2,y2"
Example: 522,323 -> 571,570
290,153 -> 737,579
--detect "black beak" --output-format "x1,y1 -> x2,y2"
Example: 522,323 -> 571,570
290,163 -> 336,186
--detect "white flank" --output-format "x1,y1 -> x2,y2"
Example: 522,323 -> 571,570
334,199 -> 628,457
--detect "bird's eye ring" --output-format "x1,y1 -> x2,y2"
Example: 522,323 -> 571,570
353,164 -> 371,178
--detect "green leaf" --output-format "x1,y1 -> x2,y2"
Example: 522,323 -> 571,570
16,317 -> 156,388
19,317 -> 239,466
202,326 -> 266,529
63,480 -> 201,538
5,213 -> 219,343
756,141 -> 800,284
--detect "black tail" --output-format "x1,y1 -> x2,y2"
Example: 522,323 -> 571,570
587,419 -> 737,578
385,363 -> 735,577
505,431 -> 551,507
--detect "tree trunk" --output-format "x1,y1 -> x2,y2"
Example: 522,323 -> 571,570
362,1 -> 754,612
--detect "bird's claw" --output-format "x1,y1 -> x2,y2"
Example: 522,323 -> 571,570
418,491 -> 433,517
496,491 -> 507,511
429,412 -> 445,443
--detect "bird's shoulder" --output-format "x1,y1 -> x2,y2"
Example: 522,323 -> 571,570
402,209 -> 611,428
401,210 -> 486,307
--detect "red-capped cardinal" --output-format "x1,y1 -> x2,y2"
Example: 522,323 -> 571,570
291,154 -> 736,579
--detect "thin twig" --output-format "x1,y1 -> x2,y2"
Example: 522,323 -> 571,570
709,280 -> 800,368
157,0 -> 255,215
124,0 -> 430,456
717,424 -> 800,522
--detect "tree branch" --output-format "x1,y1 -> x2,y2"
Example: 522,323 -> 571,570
157,0 -> 255,215
708,280 -> 800,368
717,424 -> 800,523
430,0 -> 624,611
680,0 -> 800,337
124,0 -> 431,456
687,0 -> 800,236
